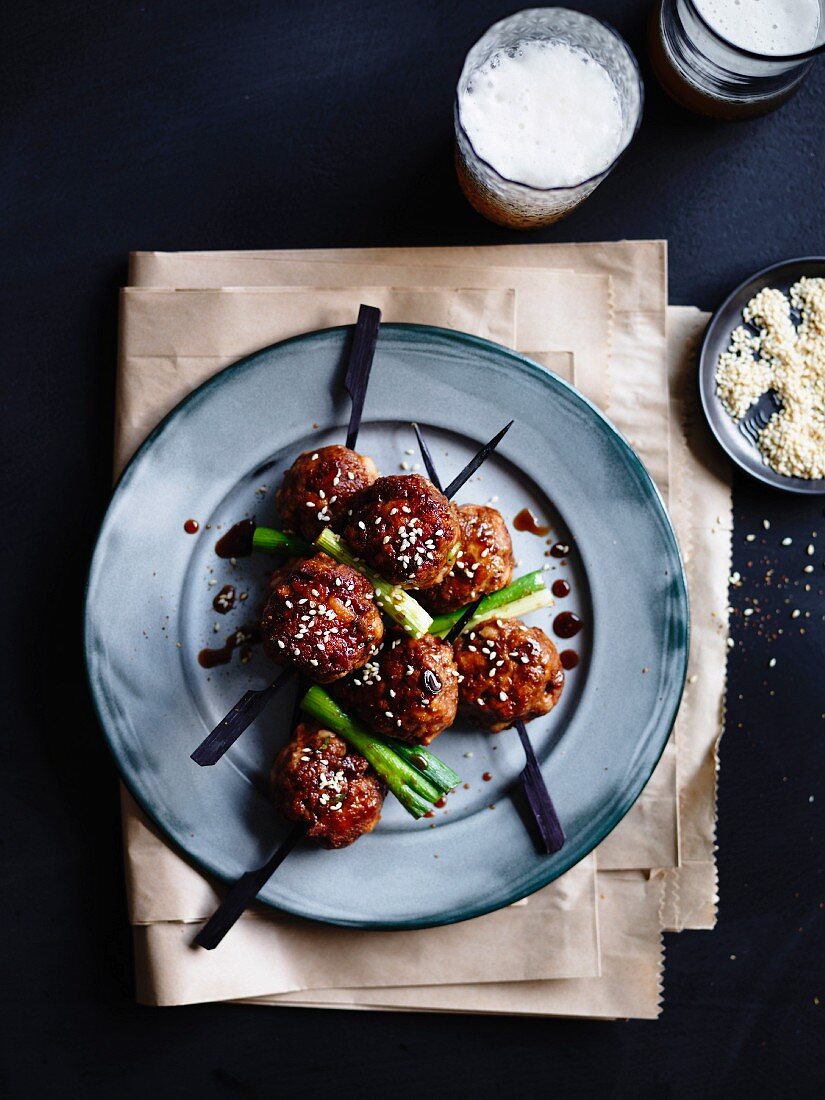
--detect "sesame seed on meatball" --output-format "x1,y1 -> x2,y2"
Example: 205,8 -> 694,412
270,722 -> 384,849
261,553 -> 383,683
342,474 -> 461,589
418,504 -> 515,614
454,618 -> 564,732
333,630 -> 459,745
276,445 -> 378,542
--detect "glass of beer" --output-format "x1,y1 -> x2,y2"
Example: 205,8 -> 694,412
454,8 -> 644,229
649,0 -> 825,118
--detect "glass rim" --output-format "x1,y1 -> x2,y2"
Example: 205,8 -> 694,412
454,13 -> 645,195
682,0 -> 825,62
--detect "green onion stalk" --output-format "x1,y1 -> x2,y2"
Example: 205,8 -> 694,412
300,686 -> 459,819
314,528 -> 433,639
428,570 -> 552,638
249,524 -> 433,639
251,527 -> 312,557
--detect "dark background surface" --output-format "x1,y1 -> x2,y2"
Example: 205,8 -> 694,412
2,1 -> 824,1096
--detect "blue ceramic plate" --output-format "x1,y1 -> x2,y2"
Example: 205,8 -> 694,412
85,324 -> 688,929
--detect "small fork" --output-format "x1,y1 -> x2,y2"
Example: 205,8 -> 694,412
739,389 -> 782,447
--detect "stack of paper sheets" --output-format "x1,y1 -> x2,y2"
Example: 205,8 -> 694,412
115,241 -> 731,1018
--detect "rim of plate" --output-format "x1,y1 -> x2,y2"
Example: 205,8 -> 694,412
84,322 -> 689,928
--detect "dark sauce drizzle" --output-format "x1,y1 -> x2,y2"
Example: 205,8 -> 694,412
513,508 -> 550,536
554,611 -> 582,639
183,518 -> 199,534
560,649 -> 579,670
215,519 -> 256,559
551,579 -> 570,598
197,624 -> 261,668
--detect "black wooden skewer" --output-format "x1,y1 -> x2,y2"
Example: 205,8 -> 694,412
190,668 -> 297,766
194,823 -> 306,950
412,423 -> 443,492
413,422 -> 564,856
443,421 -> 512,500
515,721 -> 565,854
413,420 -> 513,502
345,304 -> 381,450
190,306 -> 381,768
195,678 -> 310,949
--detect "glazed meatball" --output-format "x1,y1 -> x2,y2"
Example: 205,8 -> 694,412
333,630 -> 459,746
276,445 -> 378,542
261,553 -> 383,683
419,504 -> 514,614
454,618 -> 564,732
271,722 -> 384,849
342,474 -> 461,589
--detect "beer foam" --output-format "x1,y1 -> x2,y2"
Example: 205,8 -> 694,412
458,40 -> 624,190
693,0 -> 821,56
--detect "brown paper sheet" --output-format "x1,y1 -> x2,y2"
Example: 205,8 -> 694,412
130,819 -> 600,1006
239,872 -> 665,1020
115,285 -> 515,474
126,259 -> 611,408
660,306 -> 729,931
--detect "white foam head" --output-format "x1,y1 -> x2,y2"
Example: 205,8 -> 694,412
458,39 -> 625,190
693,0 -> 821,56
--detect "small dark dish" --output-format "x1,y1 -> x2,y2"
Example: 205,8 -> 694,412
698,256 -> 825,496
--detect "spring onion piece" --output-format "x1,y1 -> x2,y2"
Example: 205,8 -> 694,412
300,686 -> 458,818
386,739 -> 460,795
428,569 -> 550,638
314,528 -> 433,639
251,526 -> 313,557
468,589 -> 553,630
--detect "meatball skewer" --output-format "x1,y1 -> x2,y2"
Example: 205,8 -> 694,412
195,691 -> 460,950
194,306 -> 383,767
413,421 -> 565,855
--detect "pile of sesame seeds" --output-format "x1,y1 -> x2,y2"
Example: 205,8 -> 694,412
715,277 -> 825,479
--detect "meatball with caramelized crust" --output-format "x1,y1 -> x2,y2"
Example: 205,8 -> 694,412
261,553 -> 383,682
276,445 -> 378,542
342,474 -> 461,589
454,618 -> 564,732
333,630 -> 459,745
419,504 -> 514,614
271,722 -> 384,848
